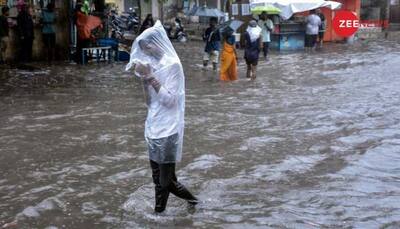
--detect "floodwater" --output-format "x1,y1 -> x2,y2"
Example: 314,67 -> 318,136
1,40 -> 400,228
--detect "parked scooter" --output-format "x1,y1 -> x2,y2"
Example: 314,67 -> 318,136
109,9 -> 139,42
120,11 -> 140,33
164,18 -> 188,43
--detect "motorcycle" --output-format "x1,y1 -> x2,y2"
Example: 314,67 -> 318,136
120,11 -> 140,33
109,9 -> 139,42
164,18 -> 188,43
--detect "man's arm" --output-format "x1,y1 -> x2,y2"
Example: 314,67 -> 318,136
135,62 -> 154,107
202,28 -> 209,42
153,63 -> 181,108
142,81 -> 151,106
267,20 -> 274,32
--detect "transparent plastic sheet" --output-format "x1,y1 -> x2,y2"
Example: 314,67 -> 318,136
246,25 -> 262,42
125,21 -> 185,163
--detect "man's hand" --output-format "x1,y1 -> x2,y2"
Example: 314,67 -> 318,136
142,75 -> 161,92
135,62 -> 151,76
149,78 -> 161,92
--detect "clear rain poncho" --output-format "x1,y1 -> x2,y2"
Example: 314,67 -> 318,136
125,21 -> 185,164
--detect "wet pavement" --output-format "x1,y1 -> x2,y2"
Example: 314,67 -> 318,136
1,40 -> 400,228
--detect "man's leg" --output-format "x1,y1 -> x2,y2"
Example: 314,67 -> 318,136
27,38 -> 33,62
19,38 -> 27,62
0,38 -> 5,63
251,64 -> 257,80
51,34 -> 56,62
264,42 -> 270,60
203,52 -> 209,68
167,164 -> 198,204
319,32 -> 324,47
312,35 -> 317,51
263,42 -> 268,58
150,160 -> 170,213
211,51 -> 219,71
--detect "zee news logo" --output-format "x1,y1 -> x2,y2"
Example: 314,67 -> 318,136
333,11 -> 359,37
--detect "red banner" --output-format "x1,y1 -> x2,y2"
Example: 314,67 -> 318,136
360,20 -> 389,28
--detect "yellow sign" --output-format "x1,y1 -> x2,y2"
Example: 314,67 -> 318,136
0,0 -> 6,5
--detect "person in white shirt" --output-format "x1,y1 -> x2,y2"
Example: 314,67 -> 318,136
305,9 -> 321,51
125,21 -> 198,213
258,11 -> 274,61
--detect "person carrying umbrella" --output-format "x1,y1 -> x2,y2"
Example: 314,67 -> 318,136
202,17 -> 220,71
258,11 -> 274,61
244,20 -> 262,80
220,27 -> 238,81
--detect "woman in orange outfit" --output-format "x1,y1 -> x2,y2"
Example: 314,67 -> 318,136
220,28 -> 238,81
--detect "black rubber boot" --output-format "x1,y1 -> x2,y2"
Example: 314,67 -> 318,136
169,180 -> 198,205
154,185 -> 169,213
246,65 -> 252,78
151,161 -> 170,213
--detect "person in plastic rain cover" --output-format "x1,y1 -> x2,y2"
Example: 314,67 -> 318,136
125,21 -> 198,213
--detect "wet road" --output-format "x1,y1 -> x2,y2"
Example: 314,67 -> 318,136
1,40 -> 400,228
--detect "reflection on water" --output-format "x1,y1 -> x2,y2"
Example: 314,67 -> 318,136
1,40 -> 400,228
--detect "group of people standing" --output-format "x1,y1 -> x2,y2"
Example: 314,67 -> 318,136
202,12 -> 274,82
0,1 -> 56,64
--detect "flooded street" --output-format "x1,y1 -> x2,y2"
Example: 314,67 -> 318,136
1,40 -> 400,228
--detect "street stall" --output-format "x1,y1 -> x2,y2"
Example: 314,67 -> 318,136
250,0 -> 342,51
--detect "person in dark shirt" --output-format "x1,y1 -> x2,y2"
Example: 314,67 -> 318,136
316,8 -> 326,47
202,17 -> 220,71
17,2 -> 35,62
0,6 -> 9,63
139,14 -> 154,34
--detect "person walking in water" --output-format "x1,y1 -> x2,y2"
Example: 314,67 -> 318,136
220,27 -> 238,81
258,12 -> 274,61
244,20 -> 262,80
305,9 -> 321,51
202,17 -> 220,71
125,21 -> 198,213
